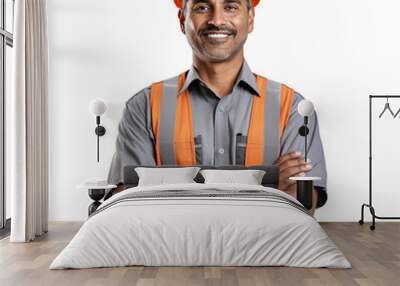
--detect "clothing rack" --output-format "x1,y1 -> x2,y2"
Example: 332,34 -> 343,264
359,95 -> 400,230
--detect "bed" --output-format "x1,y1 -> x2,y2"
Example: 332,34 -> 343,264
50,165 -> 350,269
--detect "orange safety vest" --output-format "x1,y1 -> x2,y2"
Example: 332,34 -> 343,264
149,71 -> 294,166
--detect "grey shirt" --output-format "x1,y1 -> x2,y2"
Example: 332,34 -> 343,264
107,61 -> 328,206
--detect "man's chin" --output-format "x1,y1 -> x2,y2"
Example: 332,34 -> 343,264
200,51 -> 236,63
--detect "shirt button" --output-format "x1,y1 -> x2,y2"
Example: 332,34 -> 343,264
218,148 -> 225,155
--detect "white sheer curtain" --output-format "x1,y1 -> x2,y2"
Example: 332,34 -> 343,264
10,0 -> 49,242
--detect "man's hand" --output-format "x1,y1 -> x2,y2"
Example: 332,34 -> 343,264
275,152 -> 312,191
114,184 -> 125,194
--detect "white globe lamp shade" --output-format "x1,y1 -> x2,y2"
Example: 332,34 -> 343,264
298,100 -> 315,117
89,99 -> 107,117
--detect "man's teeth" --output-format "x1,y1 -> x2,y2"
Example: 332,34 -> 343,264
207,34 -> 229,38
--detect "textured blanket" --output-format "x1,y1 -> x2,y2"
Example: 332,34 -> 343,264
50,183 -> 351,269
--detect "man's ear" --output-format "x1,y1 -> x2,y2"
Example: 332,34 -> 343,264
178,9 -> 186,34
248,7 -> 255,33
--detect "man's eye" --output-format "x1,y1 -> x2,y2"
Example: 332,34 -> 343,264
225,4 -> 239,12
193,4 -> 210,13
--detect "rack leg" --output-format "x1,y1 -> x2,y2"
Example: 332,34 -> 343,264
370,206 -> 376,231
359,204 -> 376,231
359,204 -> 366,225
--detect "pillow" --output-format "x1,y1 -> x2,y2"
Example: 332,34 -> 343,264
135,167 -> 201,186
200,169 -> 266,185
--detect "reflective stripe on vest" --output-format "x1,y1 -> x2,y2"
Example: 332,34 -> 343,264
149,72 -> 294,166
150,73 -> 196,166
245,76 -> 294,165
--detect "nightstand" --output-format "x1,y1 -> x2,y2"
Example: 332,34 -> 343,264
77,183 -> 117,216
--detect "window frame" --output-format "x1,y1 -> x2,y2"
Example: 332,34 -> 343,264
0,0 -> 14,233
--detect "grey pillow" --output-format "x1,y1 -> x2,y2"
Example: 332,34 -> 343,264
200,169 -> 266,185
135,167 -> 201,186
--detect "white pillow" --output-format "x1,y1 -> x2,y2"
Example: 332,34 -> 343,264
135,167 -> 201,186
200,169 -> 266,185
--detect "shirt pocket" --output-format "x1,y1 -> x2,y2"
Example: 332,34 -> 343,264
235,134 -> 247,165
194,135 -> 203,165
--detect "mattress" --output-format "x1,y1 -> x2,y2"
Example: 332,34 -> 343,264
50,183 -> 350,269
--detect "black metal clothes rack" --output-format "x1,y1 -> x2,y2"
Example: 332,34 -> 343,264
359,95 -> 400,230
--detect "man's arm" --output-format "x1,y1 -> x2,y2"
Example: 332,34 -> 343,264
107,89 -> 156,190
276,91 -> 328,212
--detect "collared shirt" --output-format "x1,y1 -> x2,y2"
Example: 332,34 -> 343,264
107,60 -> 328,206
185,61 -> 260,166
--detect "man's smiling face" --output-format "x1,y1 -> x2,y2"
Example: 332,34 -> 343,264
179,0 -> 255,63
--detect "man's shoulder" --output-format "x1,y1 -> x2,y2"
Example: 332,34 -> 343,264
126,73 -> 184,106
126,86 -> 151,107
256,74 -> 304,101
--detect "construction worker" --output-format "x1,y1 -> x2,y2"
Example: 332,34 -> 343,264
107,0 -> 328,214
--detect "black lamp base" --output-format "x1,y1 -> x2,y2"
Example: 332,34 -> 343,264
296,180 -> 314,210
88,189 -> 106,216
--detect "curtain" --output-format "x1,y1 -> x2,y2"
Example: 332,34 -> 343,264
10,0 -> 49,242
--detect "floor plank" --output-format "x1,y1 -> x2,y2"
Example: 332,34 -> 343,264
0,222 -> 399,286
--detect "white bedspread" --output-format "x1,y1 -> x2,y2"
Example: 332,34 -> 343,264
50,183 -> 351,269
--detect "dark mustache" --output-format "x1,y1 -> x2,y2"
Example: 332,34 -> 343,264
199,25 -> 237,35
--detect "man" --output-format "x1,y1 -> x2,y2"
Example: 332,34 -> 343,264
107,0 -> 328,214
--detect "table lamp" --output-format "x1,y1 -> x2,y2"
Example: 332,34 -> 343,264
289,99 -> 321,210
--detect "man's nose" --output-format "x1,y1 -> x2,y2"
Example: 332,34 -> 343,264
207,5 -> 227,27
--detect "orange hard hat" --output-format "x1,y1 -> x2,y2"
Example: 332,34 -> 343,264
174,0 -> 260,8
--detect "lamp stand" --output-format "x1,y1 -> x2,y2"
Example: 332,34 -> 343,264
298,116 -> 309,162
294,115 -> 317,210
94,116 -> 106,162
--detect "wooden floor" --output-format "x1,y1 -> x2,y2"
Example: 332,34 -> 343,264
0,222 -> 399,286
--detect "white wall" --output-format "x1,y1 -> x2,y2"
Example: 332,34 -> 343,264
47,0 -> 400,221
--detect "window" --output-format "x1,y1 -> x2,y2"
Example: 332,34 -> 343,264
0,0 -> 14,235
